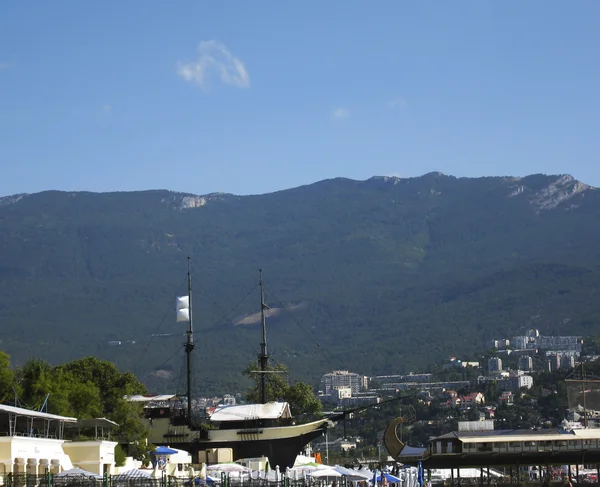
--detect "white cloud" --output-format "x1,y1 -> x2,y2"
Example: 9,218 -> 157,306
177,40 -> 249,90
387,97 -> 408,108
332,107 -> 350,120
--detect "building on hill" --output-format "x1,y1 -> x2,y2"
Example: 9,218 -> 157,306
499,391 -> 514,405
312,437 -> 359,453
518,356 -> 533,371
546,352 -> 577,371
497,375 -> 534,391
548,354 -> 561,372
461,392 -> 485,408
561,354 -> 576,369
320,370 -> 367,394
373,373 -> 434,383
443,357 -> 481,369
537,335 -> 582,352
220,394 -> 236,406
489,339 -> 510,350
488,357 -> 503,373
512,332 -> 582,353
338,395 -> 381,407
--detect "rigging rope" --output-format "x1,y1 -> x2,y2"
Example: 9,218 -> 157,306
132,273 -> 189,377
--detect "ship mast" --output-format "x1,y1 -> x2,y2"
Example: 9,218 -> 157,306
259,269 -> 270,404
565,362 -> 600,429
185,257 -> 195,424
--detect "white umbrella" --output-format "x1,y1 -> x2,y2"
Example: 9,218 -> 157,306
334,466 -> 372,481
55,468 -> 102,479
311,467 -> 343,479
207,463 -> 251,473
112,469 -> 152,480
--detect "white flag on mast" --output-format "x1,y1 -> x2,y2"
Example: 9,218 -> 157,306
176,296 -> 190,322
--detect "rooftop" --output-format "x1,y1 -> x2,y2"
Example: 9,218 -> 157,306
0,403 -> 77,422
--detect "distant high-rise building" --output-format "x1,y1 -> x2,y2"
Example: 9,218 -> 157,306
221,394 -> 236,406
518,356 -> 533,371
512,336 -> 530,350
561,355 -> 576,369
512,375 -> 534,390
320,370 -> 365,394
537,336 -> 582,352
489,339 -> 511,350
549,354 -> 561,372
488,357 -> 503,373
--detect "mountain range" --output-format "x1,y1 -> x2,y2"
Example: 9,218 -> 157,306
1,172 -> 599,394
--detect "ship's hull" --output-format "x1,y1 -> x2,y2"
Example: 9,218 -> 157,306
149,418 -> 329,469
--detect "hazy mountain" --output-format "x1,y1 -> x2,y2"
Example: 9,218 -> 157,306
1,172 -> 599,393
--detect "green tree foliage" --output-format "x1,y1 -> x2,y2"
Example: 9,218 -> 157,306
0,352 -> 14,403
243,362 -> 322,417
7,354 -> 148,445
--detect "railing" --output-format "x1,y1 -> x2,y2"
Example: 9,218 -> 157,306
0,474 -> 349,487
460,439 -> 600,455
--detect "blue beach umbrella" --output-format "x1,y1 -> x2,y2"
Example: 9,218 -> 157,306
155,446 -> 179,455
417,462 -> 424,487
378,472 -> 402,483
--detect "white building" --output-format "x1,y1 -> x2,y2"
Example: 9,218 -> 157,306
320,370 -> 366,394
334,387 -> 352,401
0,404 -> 119,477
513,375 -> 534,390
221,394 -> 236,406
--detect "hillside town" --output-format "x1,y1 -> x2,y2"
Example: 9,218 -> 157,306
316,329 -> 583,406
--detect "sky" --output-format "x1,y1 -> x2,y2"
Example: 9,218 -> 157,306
1,1 -> 599,197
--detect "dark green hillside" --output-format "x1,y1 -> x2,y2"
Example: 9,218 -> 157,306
0,173 -> 599,393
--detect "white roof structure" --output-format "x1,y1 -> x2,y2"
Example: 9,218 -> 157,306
0,404 -> 77,422
211,402 -> 292,422
125,394 -> 177,402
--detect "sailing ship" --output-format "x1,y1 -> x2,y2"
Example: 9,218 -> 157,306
137,259 -> 329,469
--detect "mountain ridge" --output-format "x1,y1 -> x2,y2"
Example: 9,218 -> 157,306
1,171 -> 595,206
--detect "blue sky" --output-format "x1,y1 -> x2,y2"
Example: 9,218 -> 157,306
1,1 -> 599,197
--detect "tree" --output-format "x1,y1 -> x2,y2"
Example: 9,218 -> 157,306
11,355 -> 148,454
15,358 -> 58,410
286,382 -> 323,417
55,357 -> 146,414
0,352 -> 14,403
243,361 -> 323,417
55,357 -> 148,443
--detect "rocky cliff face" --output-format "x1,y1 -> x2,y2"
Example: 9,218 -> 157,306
0,193 -> 27,206
529,175 -> 593,211
506,174 -> 594,211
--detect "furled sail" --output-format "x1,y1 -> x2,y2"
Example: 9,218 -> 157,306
176,295 -> 190,322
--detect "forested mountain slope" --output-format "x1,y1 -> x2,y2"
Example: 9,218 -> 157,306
1,173 -> 599,393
